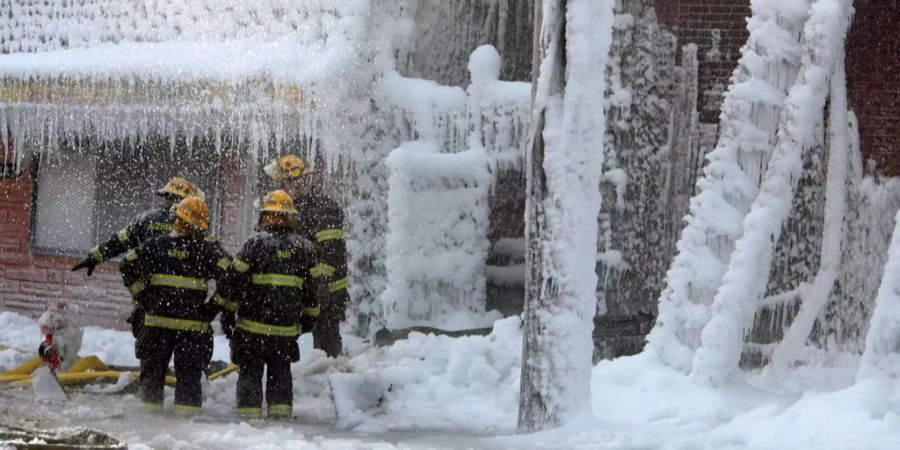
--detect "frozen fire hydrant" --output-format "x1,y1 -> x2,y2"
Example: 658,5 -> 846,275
37,301 -> 84,373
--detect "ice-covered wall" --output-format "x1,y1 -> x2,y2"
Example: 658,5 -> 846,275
397,0 -> 534,86
382,142 -> 494,329
594,1 -> 715,359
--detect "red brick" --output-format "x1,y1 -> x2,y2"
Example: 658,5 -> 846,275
4,268 -> 47,282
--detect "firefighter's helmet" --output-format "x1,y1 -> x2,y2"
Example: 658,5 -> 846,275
264,155 -> 307,181
259,189 -> 299,216
173,196 -> 210,231
157,176 -> 205,200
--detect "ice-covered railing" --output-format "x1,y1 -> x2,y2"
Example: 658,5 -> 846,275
691,0 -> 854,385
0,0 -> 369,53
378,45 -> 531,171
857,211 -> 900,381
646,0 -> 811,372
381,141 -> 495,330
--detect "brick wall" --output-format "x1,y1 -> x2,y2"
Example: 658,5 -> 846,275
655,0 -> 750,123
846,0 -> 900,176
0,163 -> 131,329
657,0 -> 900,176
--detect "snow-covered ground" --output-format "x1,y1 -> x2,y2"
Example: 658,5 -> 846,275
2,311 -> 900,449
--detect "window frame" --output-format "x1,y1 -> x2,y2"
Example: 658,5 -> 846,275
28,141 -> 224,258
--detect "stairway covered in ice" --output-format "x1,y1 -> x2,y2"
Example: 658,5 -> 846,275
647,0 -> 900,385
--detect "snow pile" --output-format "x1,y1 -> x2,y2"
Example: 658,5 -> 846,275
552,351 -> 900,449
338,317 -> 523,433
4,310 -> 900,448
382,141 -> 497,330
647,0 -> 811,372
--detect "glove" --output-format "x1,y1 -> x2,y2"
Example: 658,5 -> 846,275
221,312 -> 235,340
126,307 -> 144,338
299,315 -> 317,335
71,257 -> 97,276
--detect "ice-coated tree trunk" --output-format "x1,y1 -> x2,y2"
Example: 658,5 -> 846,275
518,0 -> 613,433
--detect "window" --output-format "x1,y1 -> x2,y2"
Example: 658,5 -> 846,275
31,137 -> 223,256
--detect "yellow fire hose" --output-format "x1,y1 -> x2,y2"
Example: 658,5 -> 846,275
2,356 -> 238,387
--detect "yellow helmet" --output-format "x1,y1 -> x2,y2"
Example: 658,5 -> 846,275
158,176 -> 205,200
264,155 -> 306,181
173,196 -> 210,231
259,189 -> 299,216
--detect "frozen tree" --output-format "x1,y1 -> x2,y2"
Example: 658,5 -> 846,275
645,0 -> 811,372
517,0 -> 613,433
691,0 -> 855,386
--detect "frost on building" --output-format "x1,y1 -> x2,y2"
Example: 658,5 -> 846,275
646,0 -> 900,384
2,0 -> 898,370
0,1 -> 374,327
0,0 -> 532,332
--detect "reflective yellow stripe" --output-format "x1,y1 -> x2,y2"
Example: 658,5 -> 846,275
128,281 -> 145,296
205,234 -> 218,243
217,257 -> 232,270
90,246 -> 102,262
236,317 -> 300,337
328,277 -> 349,293
237,407 -> 263,419
125,249 -> 138,261
142,402 -> 162,410
233,258 -> 250,273
175,404 -> 201,412
144,314 -> 210,332
251,273 -> 304,288
150,274 -> 207,290
117,227 -> 129,242
269,404 -> 292,417
315,229 -> 344,242
213,293 -> 238,312
304,306 -> 321,317
309,263 -> 336,278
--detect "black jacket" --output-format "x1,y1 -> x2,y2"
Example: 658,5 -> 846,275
293,192 -> 348,295
121,232 -> 234,326
231,225 -> 319,331
90,207 -> 174,263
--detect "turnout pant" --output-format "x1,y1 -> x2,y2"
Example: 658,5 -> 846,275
136,326 -> 213,411
312,290 -> 347,358
232,330 -> 298,418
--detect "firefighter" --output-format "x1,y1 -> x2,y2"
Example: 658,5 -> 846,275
72,176 -> 203,336
121,196 -> 235,414
225,189 -> 319,419
264,155 -> 349,358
